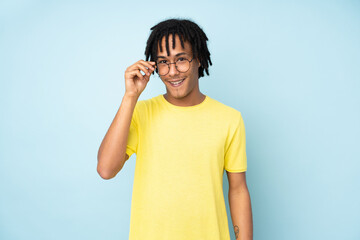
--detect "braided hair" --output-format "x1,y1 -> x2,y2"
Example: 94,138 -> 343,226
145,18 -> 212,78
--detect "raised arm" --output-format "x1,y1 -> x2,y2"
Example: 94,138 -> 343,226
97,60 -> 156,179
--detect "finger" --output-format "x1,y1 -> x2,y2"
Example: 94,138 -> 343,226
147,61 -> 156,67
143,69 -> 154,82
139,62 -> 157,76
148,66 -> 156,74
128,69 -> 145,80
136,70 -> 145,80
128,63 -> 147,73
151,66 -> 157,75
130,63 -> 152,76
138,60 -> 156,70
137,64 -> 151,76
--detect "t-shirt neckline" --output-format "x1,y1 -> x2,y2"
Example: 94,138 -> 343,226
159,94 -> 209,111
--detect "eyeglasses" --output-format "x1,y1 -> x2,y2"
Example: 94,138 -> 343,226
156,57 -> 194,76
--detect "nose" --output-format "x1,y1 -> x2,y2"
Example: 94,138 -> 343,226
168,63 -> 179,77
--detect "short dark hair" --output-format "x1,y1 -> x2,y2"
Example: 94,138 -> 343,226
145,18 -> 212,78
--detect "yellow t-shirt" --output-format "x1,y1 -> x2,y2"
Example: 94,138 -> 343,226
126,94 -> 247,240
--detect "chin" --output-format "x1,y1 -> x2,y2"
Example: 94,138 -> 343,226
164,80 -> 194,99
170,90 -> 190,99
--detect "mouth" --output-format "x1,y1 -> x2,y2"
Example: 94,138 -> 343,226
168,78 -> 185,87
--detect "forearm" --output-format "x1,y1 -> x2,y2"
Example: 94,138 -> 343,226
228,187 -> 253,240
97,93 -> 138,179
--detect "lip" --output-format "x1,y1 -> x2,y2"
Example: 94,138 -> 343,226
167,78 -> 185,87
168,78 -> 185,83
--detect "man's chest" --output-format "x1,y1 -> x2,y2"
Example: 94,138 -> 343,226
139,112 -> 229,168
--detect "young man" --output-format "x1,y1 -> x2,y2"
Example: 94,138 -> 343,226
97,18 -> 253,240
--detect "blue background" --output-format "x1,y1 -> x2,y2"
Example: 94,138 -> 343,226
1,0 -> 359,239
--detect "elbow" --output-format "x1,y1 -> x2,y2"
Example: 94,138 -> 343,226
97,160 -> 117,180
97,166 -> 115,180
98,171 -> 114,180
97,150 -> 126,180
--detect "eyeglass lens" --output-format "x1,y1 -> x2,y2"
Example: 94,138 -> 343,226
157,59 -> 190,76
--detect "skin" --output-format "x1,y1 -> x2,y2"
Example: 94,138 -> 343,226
124,60 -> 156,98
156,34 -> 206,107
227,171 -> 253,240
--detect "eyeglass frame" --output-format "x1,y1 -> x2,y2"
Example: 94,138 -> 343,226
155,56 -> 194,76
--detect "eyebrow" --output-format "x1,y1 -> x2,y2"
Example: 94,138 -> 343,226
157,52 -> 188,59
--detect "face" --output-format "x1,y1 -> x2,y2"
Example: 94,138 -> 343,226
156,34 -> 201,101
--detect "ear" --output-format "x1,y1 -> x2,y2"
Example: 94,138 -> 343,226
195,58 -> 201,67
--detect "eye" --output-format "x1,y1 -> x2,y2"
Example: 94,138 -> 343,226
177,57 -> 187,62
158,60 -> 167,64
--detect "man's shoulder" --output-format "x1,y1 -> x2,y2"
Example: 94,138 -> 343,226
135,95 -> 162,109
138,94 -> 160,102
207,96 -> 242,117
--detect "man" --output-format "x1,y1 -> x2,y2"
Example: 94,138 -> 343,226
97,18 -> 253,240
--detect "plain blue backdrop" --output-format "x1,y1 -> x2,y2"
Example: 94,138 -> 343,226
0,0 -> 359,239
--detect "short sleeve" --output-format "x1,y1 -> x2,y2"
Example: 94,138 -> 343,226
125,104 -> 139,160
224,112 -> 247,172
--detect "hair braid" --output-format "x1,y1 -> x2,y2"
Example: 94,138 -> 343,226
145,18 -> 212,78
